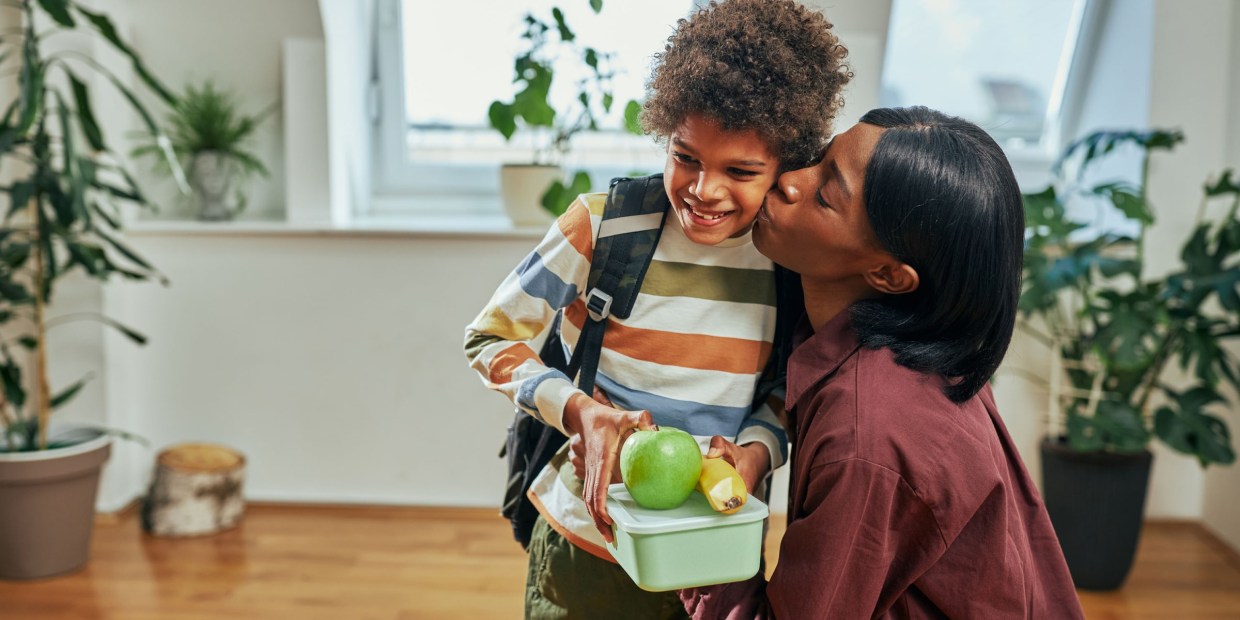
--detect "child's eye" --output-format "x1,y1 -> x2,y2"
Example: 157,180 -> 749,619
728,167 -> 760,178
672,151 -> 698,165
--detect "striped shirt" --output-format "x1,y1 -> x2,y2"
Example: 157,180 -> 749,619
465,193 -> 787,558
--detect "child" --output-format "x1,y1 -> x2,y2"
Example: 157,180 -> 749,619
463,1 -> 849,617
672,107 -> 1085,618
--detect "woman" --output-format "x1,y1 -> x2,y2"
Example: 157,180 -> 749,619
605,106 -> 1083,618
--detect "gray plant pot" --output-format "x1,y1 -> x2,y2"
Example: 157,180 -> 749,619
0,432 -> 111,580
190,151 -> 236,221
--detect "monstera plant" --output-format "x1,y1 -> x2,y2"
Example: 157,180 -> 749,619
1019,128 -> 1237,590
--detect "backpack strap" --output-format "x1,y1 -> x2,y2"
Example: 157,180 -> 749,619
565,174 -> 669,396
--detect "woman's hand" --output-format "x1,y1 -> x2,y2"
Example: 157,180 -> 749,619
563,391 -> 656,544
705,435 -> 771,498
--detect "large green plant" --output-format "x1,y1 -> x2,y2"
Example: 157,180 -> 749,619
0,0 -> 179,451
487,0 -> 643,216
1020,129 -> 1238,467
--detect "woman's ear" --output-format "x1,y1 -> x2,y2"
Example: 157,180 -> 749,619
864,261 -> 919,296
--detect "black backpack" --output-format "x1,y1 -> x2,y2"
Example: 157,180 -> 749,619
499,174 -> 670,548
498,174 -> 802,549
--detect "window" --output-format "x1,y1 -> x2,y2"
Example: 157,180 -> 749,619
879,0 -> 1093,161
373,0 -> 691,216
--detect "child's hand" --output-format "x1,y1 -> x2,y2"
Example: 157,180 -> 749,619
569,387 -> 622,481
705,435 -> 771,499
563,393 -> 656,544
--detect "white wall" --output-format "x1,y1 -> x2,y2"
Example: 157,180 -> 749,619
122,0 -> 324,222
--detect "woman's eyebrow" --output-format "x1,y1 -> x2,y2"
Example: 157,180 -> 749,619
830,160 -> 851,200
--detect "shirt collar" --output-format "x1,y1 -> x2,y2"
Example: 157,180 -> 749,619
785,309 -> 862,407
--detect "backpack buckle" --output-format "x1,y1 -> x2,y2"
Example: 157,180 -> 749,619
585,288 -> 613,322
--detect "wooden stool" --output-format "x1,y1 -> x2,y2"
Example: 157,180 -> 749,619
141,443 -> 246,537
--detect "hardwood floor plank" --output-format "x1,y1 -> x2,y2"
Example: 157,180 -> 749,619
0,505 -> 1236,618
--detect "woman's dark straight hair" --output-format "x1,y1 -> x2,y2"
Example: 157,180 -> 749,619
851,106 -> 1025,403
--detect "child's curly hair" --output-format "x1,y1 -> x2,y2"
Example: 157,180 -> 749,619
642,0 -> 851,170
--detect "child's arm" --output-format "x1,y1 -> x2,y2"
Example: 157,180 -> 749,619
463,197 -> 600,435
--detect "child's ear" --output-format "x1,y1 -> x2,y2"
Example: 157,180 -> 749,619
864,261 -> 919,296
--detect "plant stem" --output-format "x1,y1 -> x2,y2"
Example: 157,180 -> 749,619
1135,331 -> 1178,413
29,193 -> 50,450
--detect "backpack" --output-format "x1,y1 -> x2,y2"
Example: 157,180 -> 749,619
499,174 -> 670,549
498,174 -> 802,549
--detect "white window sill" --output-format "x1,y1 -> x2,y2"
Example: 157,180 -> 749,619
123,213 -> 549,240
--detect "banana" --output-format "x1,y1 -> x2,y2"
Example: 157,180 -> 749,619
696,457 -> 747,514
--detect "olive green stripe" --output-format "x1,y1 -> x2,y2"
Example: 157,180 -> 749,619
640,260 -> 775,305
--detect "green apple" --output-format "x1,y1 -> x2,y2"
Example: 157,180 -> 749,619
620,427 -> 703,510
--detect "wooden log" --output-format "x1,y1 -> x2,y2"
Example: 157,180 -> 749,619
141,443 -> 246,537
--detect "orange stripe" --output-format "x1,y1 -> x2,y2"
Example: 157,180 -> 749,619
605,323 -> 771,374
526,489 -> 618,564
557,201 -> 594,260
487,343 -> 539,385
564,298 -> 587,331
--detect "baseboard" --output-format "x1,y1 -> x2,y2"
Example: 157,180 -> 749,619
95,497 -> 141,525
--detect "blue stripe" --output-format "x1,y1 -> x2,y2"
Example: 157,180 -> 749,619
594,374 -> 753,437
516,252 -> 579,309
517,368 -> 573,415
740,417 -> 789,461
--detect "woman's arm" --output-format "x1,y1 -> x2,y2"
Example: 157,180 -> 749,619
682,457 -> 946,619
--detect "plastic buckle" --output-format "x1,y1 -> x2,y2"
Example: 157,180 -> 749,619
586,289 -> 614,322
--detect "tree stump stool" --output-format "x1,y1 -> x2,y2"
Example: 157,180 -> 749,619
141,443 -> 246,537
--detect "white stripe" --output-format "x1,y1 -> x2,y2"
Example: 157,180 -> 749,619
598,212 -> 664,238
624,294 -> 776,342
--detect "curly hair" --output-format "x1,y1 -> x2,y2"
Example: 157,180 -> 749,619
642,0 -> 851,170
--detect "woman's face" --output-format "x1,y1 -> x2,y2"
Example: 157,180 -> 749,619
662,114 -> 780,246
754,122 -> 889,281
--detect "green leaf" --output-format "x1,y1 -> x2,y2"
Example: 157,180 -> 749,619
590,0 -> 603,13
36,0 -> 76,27
17,336 -> 37,350
585,48 -> 599,70
488,101 -> 517,140
75,6 -> 178,104
623,100 -> 642,135
67,72 -> 105,151
1092,182 -> 1152,225
7,180 -> 35,220
551,8 -> 574,42
50,377 -> 90,409
602,93 -> 614,113
0,360 -> 25,410
95,227 -> 155,271
1205,169 -> 1240,197
17,36 -> 44,136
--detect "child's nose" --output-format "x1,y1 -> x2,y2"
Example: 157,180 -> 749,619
691,172 -> 726,201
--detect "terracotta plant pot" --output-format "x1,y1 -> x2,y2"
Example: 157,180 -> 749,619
0,432 -> 111,580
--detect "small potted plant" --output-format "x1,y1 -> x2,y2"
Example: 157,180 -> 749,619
0,0 -> 174,579
132,80 -> 273,221
487,0 -> 642,225
1017,128 -> 1237,590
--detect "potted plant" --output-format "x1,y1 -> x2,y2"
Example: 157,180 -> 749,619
1018,128 -> 1238,590
131,80 -> 273,221
487,0 -> 642,225
0,0 -> 177,579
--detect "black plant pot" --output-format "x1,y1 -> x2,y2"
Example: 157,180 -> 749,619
1040,437 -> 1153,591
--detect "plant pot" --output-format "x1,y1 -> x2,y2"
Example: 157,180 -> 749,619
1040,437 -> 1152,591
500,164 -> 561,227
190,150 -> 237,221
0,432 -> 111,580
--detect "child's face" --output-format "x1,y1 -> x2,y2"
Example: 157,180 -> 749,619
754,122 -> 889,282
662,114 -> 779,246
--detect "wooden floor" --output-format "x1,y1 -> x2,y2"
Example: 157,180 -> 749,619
1,505 -> 1238,619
